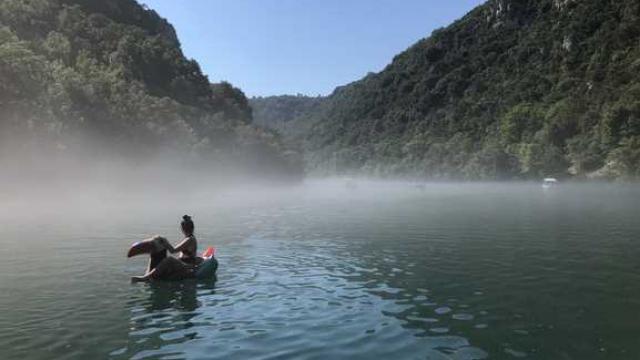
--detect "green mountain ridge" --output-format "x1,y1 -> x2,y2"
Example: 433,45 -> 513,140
253,0 -> 640,180
0,0 -> 302,183
250,95 -> 326,140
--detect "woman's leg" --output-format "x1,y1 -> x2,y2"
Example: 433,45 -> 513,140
132,237 -> 168,282
155,257 -> 195,280
133,257 -> 194,282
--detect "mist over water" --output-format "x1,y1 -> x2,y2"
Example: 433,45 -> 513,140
3,0 -> 640,358
0,135 -> 298,225
1,178 -> 640,359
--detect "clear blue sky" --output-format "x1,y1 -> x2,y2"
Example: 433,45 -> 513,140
142,0 -> 485,97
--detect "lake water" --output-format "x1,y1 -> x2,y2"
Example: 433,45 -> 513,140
1,181 -> 640,359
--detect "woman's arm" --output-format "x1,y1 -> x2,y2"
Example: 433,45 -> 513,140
171,237 -> 193,254
153,236 -> 193,254
152,236 -> 177,253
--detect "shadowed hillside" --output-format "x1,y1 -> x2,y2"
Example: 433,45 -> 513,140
0,0 -> 302,188
250,95 -> 326,140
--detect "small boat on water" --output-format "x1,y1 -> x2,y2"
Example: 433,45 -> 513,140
542,178 -> 558,189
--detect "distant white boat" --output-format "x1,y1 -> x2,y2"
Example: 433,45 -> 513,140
542,178 -> 558,189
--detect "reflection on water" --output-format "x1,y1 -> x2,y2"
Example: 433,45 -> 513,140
1,182 -> 640,359
115,281 -> 215,359
116,238 -> 485,360
139,281 -> 207,312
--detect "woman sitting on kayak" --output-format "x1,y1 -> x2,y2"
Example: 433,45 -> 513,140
131,215 -> 201,282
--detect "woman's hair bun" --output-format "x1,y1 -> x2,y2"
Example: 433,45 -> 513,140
183,215 -> 192,221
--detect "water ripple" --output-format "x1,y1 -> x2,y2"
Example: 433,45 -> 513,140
2,183 -> 640,359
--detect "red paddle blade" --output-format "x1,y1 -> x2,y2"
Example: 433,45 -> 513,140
202,247 -> 215,258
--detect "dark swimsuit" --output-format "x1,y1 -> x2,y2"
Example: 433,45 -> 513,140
147,236 -> 198,277
179,236 -> 197,264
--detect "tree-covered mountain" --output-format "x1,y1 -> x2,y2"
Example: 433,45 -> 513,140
250,95 -> 326,140
0,0 -> 301,183
255,0 -> 640,180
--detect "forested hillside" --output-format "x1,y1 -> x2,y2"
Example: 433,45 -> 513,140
258,0 -> 640,180
250,95 -> 326,140
0,0 -> 301,183
6,0 -> 640,182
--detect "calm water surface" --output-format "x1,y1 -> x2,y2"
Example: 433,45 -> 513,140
1,182 -> 640,359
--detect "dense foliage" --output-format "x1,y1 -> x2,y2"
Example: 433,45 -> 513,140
250,95 -> 326,141
255,0 -> 640,180
0,0 -> 301,181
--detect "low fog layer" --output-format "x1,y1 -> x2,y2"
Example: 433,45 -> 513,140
0,131 -> 302,226
0,0 -> 302,210
3,155 -> 631,227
